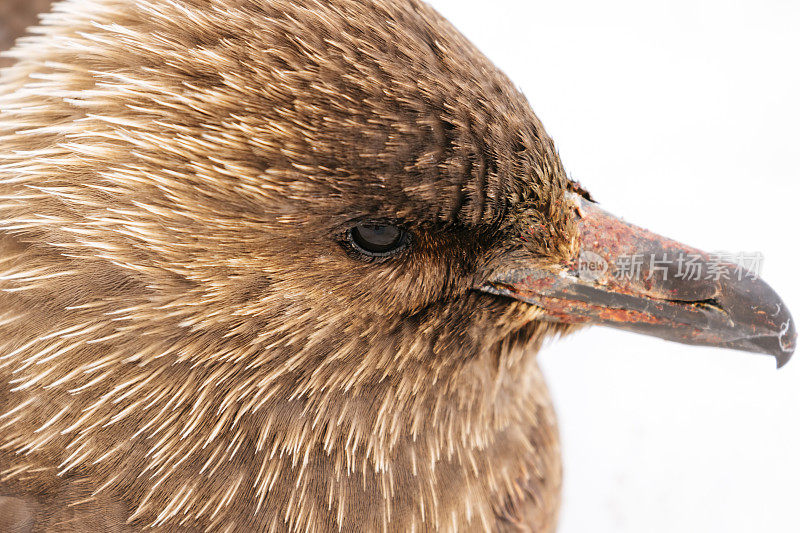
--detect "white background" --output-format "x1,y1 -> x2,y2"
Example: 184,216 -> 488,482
426,1 -> 799,532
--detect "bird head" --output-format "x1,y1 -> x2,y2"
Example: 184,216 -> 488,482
0,0 -> 794,395
0,0 -> 579,388
0,1 -> 795,530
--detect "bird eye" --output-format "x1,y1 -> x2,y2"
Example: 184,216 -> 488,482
347,223 -> 408,258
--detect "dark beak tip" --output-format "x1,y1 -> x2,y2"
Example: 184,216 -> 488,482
739,316 -> 795,369
718,311 -> 795,369
776,343 -> 793,369
776,321 -> 797,369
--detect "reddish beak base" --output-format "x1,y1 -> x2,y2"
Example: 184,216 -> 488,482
479,195 -> 796,368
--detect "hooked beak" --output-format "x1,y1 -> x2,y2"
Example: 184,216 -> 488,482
478,195 -> 796,368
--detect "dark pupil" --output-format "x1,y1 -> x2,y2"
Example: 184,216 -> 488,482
352,224 -> 402,253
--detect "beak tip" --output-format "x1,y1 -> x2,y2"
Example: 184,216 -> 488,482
774,317 -> 797,368
776,345 -> 793,368
739,316 -> 795,369
776,323 -> 796,370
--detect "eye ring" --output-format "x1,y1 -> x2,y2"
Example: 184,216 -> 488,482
346,222 -> 409,259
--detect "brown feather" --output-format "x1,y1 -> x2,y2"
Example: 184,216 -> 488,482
0,1 -> 580,530
0,0 -> 53,68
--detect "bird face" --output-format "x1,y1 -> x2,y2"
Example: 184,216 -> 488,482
0,7 -> 594,486
0,0 -> 792,390
0,1 -> 796,531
